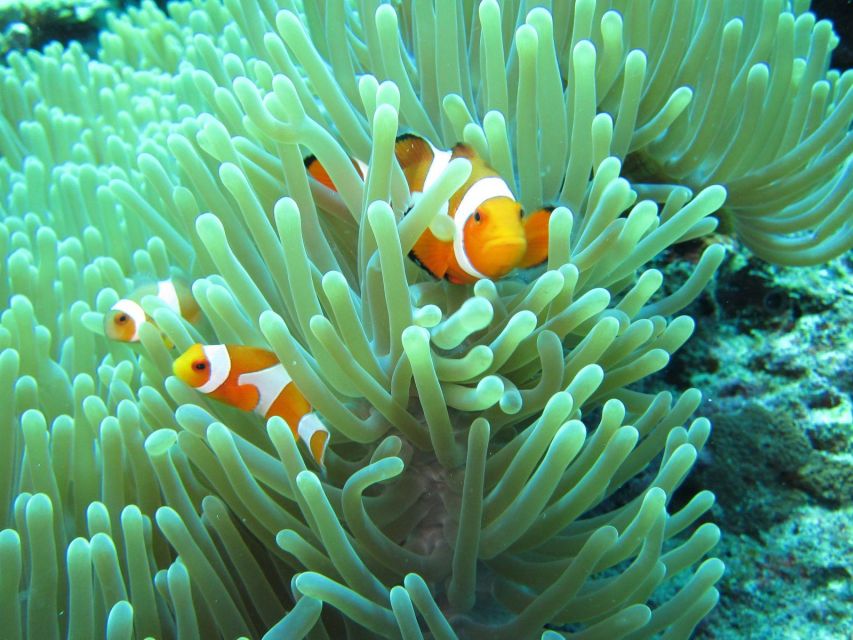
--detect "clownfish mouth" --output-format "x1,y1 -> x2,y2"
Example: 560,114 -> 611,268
483,235 -> 527,256
479,235 -> 527,274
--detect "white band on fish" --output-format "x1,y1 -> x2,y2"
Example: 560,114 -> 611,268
157,280 -> 181,314
423,145 -> 453,191
298,413 -> 329,464
237,363 -> 292,417
453,176 -> 514,279
422,144 -> 453,220
111,299 -> 147,341
199,344 -> 231,393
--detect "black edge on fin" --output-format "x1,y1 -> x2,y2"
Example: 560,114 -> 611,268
407,249 -> 442,280
303,153 -> 318,169
395,132 -> 421,144
451,142 -> 474,156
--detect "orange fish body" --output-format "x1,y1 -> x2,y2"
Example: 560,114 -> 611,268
173,343 -> 329,467
305,134 -> 552,284
104,279 -> 200,344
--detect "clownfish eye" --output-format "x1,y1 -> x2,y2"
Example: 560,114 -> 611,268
473,211 -> 482,222
192,361 -> 207,371
116,314 -> 128,324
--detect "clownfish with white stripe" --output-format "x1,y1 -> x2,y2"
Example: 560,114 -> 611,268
172,343 -> 329,467
104,279 -> 200,344
305,134 -> 553,284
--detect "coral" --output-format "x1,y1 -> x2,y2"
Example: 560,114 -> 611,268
689,405 -> 811,536
696,506 -> 853,640
649,242 -> 852,636
0,0 -> 847,638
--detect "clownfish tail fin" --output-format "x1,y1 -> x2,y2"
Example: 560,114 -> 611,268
304,154 -> 339,192
519,206 -> 554,269
305,154 -> 367,191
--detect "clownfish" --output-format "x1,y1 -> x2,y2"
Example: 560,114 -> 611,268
104,279 -> 200,344
173,343 -> 329,467
305,134 -> 552,284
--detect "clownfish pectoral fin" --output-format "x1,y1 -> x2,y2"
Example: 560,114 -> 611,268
304,155 -> 367,192
394,133 -> 434,169
298,413 -> 329,468
518,206 -> 554,269
409,228 -> 452,279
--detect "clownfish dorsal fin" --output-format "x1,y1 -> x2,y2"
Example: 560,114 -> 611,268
409,227 -> 453,279
228,345 -> 281,373
451,142 -> 494,178
518,207 -> 553,269
450,142 -> 476,159
394,134 -> 435,170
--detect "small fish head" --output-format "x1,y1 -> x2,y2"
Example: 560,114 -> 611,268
104,300 -> 145,342
173,343 -> 212,388
463,196 -> 528,279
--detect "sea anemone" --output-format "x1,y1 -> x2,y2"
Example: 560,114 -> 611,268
0,0 -> 847,638
621,1 -> 853,265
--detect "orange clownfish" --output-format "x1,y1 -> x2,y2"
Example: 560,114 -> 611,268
173,343 -> 329,467
104,279 -> 200,344
305,134 -> 552,284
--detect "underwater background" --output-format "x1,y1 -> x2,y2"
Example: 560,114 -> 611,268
0,1 -> 850,639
